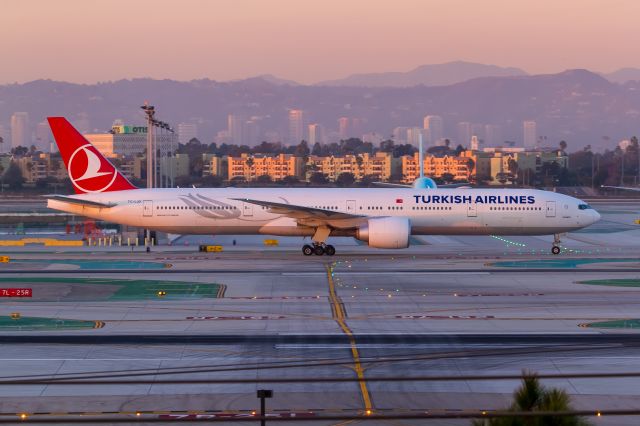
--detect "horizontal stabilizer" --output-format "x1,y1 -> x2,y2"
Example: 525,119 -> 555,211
46,195 -> 116,209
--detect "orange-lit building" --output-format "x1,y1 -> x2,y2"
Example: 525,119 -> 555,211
227,153 -> 304,181
307,152 -> 397,181
401,152 -> 476,183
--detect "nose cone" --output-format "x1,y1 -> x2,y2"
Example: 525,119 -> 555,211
592,209 -> 601,224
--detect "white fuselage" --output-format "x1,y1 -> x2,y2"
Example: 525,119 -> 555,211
47,187 -> 600,240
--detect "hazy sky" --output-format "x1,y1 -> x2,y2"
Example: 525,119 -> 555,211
2,0 -> 639,84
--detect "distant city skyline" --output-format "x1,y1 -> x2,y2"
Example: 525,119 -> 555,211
2,0 -> 640,85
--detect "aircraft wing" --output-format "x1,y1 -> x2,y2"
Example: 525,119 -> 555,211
46,195 -> 116,209
232,198 -> 366,228
601,185 -> 640,192
372,182 -> 412,188
372,182 -> 472,188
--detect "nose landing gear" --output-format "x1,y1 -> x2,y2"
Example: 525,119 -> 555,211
302,243 -> 336,256
551,233 -> 562,255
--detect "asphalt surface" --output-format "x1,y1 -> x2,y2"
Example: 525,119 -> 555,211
1,199 -> 640,424
0,333 -> 638,345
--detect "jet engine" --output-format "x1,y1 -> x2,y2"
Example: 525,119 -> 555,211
356,217 -> 410,249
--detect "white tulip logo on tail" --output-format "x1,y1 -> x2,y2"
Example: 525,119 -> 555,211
68,144 -> 117,193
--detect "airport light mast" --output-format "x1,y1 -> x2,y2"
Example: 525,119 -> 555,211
141,103 -> 155,189
140,103 -> 174,250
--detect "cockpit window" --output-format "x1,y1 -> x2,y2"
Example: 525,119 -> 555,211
578,204 -> 592,210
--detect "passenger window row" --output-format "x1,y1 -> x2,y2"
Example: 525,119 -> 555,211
157,206 -> 237,210
412,206 -> 453,211
489,206 -> 541,211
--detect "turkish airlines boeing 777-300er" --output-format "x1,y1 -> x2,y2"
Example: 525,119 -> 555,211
46,117 -> 600,255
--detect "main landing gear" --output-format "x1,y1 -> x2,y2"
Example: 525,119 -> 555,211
551,233 -> 562,255
303,226 -> 335,256
302,243 -> 336,256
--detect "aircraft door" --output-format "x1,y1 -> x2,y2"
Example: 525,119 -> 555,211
242,202 -> 253,217
467,203 -> 478,217
467,203 -> 477,217
546,201 -> 556,217
143,200 -> 153,217
346,200 -> 356,213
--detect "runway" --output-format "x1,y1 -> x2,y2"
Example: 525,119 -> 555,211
3,267 -> 640,274
1,200 -> 640,424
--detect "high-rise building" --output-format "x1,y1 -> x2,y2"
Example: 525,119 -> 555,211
337,117 -> 365,140
11,112 -> 30,149
392,127 -> 410,144
423,115 -> 443,144
471,123 -> 485,141
457,122 -> 471,146
338,117 -> 350,140
288,109 -> 305,143
178,123 -> 198,145
228,114 -> 245,145
351,118 -> 365,138
406,127 -> 426,146
0,125 -> 7,153
484,124 -> 502,146
35,121 -> 52,152
523,120 -> 537,149
308,124 -> 325,145
470,135 -> 480,151
245,118 -> 261,146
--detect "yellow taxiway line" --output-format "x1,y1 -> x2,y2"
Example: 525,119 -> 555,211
325,264 -> 373,414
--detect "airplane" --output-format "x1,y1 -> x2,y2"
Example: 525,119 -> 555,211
46,117 -> 601,256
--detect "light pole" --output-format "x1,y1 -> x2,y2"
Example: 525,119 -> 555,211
140,104 -> 155,252
141,103 -> 155,189
621,149 -> 625,186
155,121 -> 174,187
591,153 -> 595,190
140,104 -> 174,251
256,389 -> 273,426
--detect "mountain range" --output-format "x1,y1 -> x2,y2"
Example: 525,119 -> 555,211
1,64 -> 640,152
269,61 -> 640,87
316,61 -> 528,87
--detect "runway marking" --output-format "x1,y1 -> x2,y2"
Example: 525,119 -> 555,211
186,315 -> 288,320
0,410 -> 316,419
226,295 -> 324,300
333,272 -> 490,275
326,263 -> 373,414
395,315 -> 496,319
282,272 -> 326,276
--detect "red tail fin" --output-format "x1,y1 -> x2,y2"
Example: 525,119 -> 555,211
48,117 -> 137,194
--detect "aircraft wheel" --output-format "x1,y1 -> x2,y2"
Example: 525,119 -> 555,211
324,245 -> 336,256
302,245 -> 314,256
313,245 -> 325,256
551,246 -> 561,255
